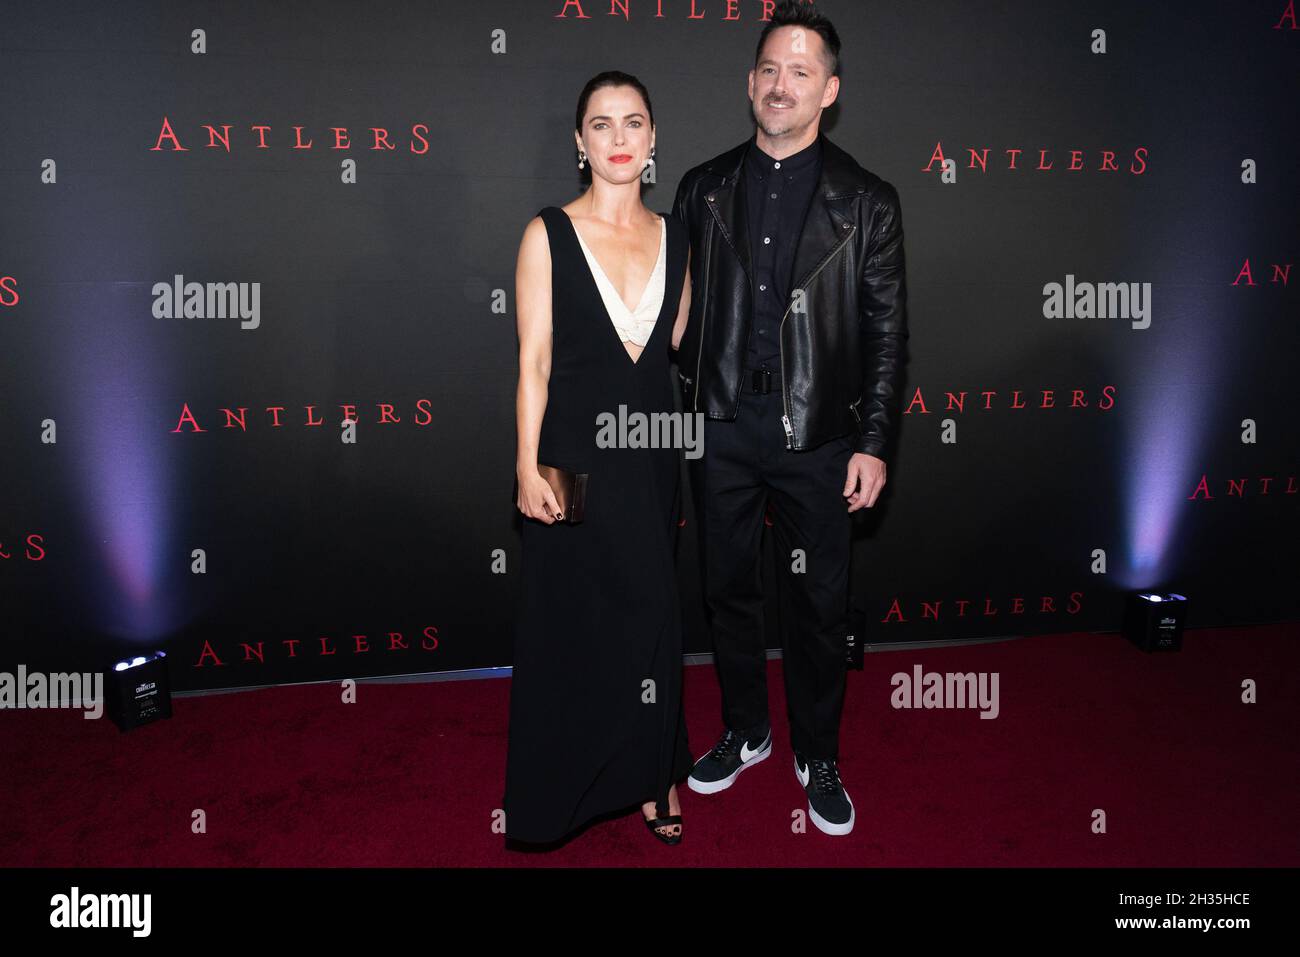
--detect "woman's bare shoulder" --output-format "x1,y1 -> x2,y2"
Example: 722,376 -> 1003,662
519,213 -> 549,247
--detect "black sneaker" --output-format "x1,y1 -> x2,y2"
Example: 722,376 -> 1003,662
794,753 -> 855,835
686,720 -> 772,794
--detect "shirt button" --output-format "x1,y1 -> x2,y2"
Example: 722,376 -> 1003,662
759,284 -> 767,291
770,193 -> 777,199
773,161 -> 781,169
763,237 -> 771,244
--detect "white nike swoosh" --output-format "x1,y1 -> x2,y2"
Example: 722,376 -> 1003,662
740,734 -> 767,761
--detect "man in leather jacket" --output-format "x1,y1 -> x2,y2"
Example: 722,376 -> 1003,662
671,1 -> 908,836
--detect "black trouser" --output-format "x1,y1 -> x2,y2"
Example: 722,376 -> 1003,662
688,372 -> 853,761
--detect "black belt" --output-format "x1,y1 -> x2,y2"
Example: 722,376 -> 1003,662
745,367 -> 783,394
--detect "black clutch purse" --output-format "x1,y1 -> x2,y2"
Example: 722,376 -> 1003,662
515,463 -> 589,524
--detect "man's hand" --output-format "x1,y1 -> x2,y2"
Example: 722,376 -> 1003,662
843,452 -> 886,512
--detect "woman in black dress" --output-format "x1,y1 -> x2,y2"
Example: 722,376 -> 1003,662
504,71 -> 694,846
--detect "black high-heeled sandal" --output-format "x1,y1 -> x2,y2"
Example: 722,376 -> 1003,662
643,811 -> 683,845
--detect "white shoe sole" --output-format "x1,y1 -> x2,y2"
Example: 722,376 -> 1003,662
686,734 -> 772,794
808,802 -> 854,835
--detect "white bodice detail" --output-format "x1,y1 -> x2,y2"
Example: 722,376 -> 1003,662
573,216 -> 667,347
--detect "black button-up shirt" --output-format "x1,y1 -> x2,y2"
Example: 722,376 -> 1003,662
743,134 -> 822,367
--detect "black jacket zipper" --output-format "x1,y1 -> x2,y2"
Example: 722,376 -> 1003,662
778,222 -> 856,449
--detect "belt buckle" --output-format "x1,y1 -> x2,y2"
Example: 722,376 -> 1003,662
751,368 -> 773,394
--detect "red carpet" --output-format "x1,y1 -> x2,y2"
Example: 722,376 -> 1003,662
3,623 -> 1297,867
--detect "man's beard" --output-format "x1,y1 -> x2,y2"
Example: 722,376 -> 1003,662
755,99 -> 803,138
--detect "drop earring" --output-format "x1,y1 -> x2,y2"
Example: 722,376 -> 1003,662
578,150 -> 586,170
646,147 -> 655,168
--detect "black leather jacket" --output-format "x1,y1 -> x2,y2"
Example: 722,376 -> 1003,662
671,132 -> 909,460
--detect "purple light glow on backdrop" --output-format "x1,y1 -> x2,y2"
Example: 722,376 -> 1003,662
72,285 -> 181,643
1119,281 -> 1232,590
86,418 -> 169,624
1123,399 -> 1201,588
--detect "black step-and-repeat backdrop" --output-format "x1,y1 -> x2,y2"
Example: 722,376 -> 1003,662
1,1 -> 1295,691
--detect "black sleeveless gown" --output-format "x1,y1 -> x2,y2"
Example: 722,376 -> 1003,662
503,205 -> 694,844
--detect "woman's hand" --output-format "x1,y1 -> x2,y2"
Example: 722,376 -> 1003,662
517,468 -> 564,524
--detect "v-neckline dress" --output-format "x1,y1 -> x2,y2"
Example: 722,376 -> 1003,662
502,206 -> 694,844
568,213 -> 667,365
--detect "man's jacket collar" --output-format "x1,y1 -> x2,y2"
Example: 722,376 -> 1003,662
701,131 -> 868,290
